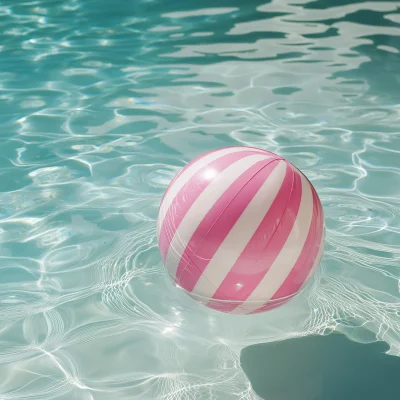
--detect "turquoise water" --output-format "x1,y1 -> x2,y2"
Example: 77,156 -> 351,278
241,333 -> 400,399
1,0 -> 400,399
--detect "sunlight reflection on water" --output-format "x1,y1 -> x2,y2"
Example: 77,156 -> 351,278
0,0 -> 399,399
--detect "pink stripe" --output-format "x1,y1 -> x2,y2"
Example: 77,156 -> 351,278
270,185 -> 323,300
176,159 -> 281,292
159,148 -> 218,206
247,297 -> 290,314
211,166 -> 302,313
249,185 -> 324,315
159,147 -> 271,208
206,299 -> 242,313
158,150 -> 262,262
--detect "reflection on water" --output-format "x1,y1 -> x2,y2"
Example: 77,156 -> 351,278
0,0 -> 399,399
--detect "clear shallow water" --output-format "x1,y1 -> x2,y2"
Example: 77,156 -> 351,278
0,0 -> 399,399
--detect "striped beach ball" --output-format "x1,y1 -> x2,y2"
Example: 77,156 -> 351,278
157,146 -> 325,315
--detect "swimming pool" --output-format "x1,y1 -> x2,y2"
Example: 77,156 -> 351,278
0,0 -> 399,399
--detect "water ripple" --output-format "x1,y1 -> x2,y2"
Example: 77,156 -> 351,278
0,0 -> 400,399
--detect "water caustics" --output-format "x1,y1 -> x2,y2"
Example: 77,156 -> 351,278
0,0 -> 400,399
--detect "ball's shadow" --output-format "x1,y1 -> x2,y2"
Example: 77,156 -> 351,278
241,333 -> 400,400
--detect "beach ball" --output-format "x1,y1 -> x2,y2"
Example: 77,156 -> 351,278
157,146 -> 325,314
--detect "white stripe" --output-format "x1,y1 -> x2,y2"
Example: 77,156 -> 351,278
235,173 -> 314,315
156,147 -> 264,240
193,161 -> 287,299
164,154 -> 269,278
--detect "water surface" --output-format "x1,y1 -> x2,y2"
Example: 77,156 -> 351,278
0,0 -> 399,399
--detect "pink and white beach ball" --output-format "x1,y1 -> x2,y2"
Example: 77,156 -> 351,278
157,146 -> 325,315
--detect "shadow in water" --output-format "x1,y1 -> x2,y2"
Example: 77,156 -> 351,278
241,333 -> 400,400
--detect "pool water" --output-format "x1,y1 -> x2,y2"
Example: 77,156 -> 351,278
0,0 -> 399,399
